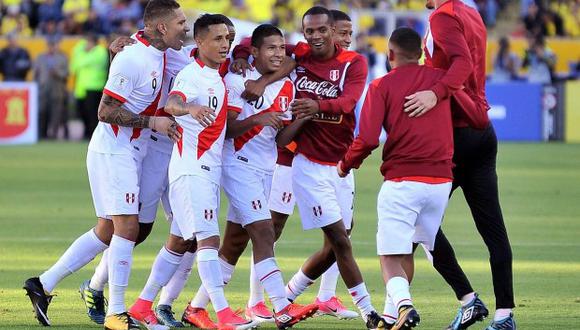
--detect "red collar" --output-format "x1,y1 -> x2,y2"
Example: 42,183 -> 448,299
135,30 -> 150,47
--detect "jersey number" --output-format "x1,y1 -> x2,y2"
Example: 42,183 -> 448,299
248,96 -> 264,110
208,96 -> 219,110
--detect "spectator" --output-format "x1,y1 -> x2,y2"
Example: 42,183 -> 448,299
491,37 -> 520,82
38,0 -> 64,32
1,5 -> 33,36
522,35 -> 556,84
355,33 -> 377,80
70,34 -> 108,140
34,37 -> 69,139
0,33 -> 32,81
542,8 -> 565,36
523,1 -> 546,37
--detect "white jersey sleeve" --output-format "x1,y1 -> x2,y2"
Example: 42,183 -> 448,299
224,73 -> 245,113
103,54 -> 140,103
169,65 -> 200,104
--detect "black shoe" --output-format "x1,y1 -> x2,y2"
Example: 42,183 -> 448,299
392,305 -> 420,330
23,277 -> 53,326
155,305 -> 184,327
365,310 -> 389,329
446,293 -> 489,330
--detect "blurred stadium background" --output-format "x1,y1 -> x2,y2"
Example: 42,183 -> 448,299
0,1 -> 580,329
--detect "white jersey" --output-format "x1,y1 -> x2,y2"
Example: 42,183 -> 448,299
168,58 -> 228,185
149,45 -> 197,154
222,70 -> 294,173
88,31 -> 165,155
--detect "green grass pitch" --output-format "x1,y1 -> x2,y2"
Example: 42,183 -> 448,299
1,142 -> 579,329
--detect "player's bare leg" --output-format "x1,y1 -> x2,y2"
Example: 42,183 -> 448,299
287,220 -> 385,328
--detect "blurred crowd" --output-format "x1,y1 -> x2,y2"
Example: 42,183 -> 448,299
520,0 -> 579,38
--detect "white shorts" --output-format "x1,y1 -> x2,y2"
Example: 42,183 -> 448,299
223,166 -> 273,227
292,154 -> 354,231
169,175 -> 220,241
268,164 -> 295,215
376,180 -> 452,255
138,148 -> 171,223
87,150 -> 141,219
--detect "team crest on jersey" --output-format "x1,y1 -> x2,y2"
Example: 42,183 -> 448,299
329,70 -> 340,82
282,192 -> 292,203
278,96 -> 289,111
125,193 -> 135,204
204,209 -> 214,220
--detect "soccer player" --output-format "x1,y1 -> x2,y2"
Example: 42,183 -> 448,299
231,9 -> 360,321
23,1 -> 186,329
339,26 -> 460,329
79,16 -> 239,329
184,24 -> 320,329
162,14 -> 255,330
403,0 -> 516,329
236,6 -> 385,329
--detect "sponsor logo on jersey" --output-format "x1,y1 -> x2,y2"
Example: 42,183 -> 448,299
329,69 -> 340,82
295,76 -> 339,98
312,112 -> 343,124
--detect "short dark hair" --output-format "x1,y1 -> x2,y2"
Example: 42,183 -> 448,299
194,14 -> 226,38
214,14 -> 234,28
251,24 -> 284,48
330,9 -> 351,22
302,6 -> 334,24
143,0 -> 180,25
389,27 -> 422,60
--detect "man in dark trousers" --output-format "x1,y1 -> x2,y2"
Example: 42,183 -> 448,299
403,0 -> 515,329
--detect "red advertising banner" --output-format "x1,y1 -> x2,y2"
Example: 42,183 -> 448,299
0,83 -> 38,144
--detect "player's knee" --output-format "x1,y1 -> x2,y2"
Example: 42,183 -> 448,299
166,235 -> 191,254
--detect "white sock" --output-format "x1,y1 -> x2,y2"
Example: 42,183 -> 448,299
285,269 -> 314,302
383,293 -> 397,324
248,254 -> 265,307
494,308 -> 512,321
386,277 -> 412,311
190,257 -> 235,309
317,262 -> 339,301
460,292 -> 476,306
139,247 -> 183,302
348,282 -> 375,318
195,249 -> 229,312
90,249 -> 109,291
39,229 -> 108,293
107,235 -> 135,315
255,258 -> 290,312
158,251 -> 196,307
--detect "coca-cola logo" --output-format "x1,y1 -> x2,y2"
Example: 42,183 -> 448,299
295,76 -> 339,99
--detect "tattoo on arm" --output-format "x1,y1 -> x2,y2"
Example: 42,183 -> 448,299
165,94 -> 189,116
98,94 -> 150,128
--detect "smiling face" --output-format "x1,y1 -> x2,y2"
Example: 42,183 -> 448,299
163,8 -> 189,50
302,13 -> 335,58
333,19 -> 352,49
196,23 -> 230,68
252,34 -> 285,74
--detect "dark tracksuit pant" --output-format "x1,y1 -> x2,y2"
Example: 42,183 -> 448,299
431,124 -> 515,309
